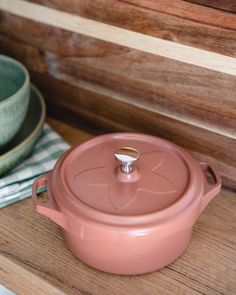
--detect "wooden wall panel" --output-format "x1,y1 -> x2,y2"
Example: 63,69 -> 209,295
0,13 -> 235,133
121,0 -> 236,29
185,0 -> 236,13
0,0 -> 235,189
1,0 -> 235,75
25,0 -> 236,56
0,31 -> 235,188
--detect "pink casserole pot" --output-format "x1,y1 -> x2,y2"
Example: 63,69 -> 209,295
32,133 -> 221,275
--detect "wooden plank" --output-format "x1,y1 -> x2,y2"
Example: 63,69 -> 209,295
185,0 -> 236,13
0,30 -> 235,188
41,51 -> 236,137
120,0 -> 236,30
25,0 -> 236,53
0,0 -> 235,74
34,73 -> 236,164
0,255 -> 66,295
0,24 -> 235,137
0,118 -> 235,294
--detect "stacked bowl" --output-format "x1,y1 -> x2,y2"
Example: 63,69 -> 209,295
0,55 -> 45,175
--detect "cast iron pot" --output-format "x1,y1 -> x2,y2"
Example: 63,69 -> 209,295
32,133 -> 221,275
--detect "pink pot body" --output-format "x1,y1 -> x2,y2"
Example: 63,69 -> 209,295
63,228 -> 192,275
32,133 -> 221,275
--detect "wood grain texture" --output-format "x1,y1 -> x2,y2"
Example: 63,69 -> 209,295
0,255 -> 66,295
0,19 -> 236,137
0,18 -> 235,136
0,117 -> 236,295
0,0 -> 235,189
0,25 -> 235,188
0,0 -> 236,75
185,0 -> 236,13
25,0 -> 236,57
120,0 -> 236,30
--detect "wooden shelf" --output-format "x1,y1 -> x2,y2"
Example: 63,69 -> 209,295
0,117 -> 235,295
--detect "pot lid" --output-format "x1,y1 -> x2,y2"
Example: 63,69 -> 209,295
60,133 -> 193,216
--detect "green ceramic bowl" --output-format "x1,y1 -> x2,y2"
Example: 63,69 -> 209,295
0,85 -> 46,176
0,55 -> 30,148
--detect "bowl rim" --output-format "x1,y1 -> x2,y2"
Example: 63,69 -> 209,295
0,84 -> 46,160
0,55 -> 30,106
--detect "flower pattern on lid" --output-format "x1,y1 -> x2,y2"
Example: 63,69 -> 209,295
75,150 -> 178,211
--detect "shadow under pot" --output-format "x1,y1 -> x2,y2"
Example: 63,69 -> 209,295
32,133 -> 221,275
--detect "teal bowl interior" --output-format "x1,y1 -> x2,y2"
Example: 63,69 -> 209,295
0,55 -> 30,147
0,55 -> 28,102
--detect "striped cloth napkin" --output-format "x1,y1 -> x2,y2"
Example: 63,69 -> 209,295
0,123 -> 69,208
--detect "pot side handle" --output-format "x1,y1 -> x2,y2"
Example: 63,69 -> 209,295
198,162 -> 221,213
32,173 -> 67,230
